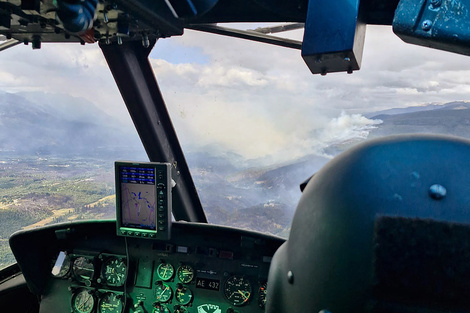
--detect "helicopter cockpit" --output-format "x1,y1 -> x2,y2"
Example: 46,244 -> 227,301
1,1 -> 470,313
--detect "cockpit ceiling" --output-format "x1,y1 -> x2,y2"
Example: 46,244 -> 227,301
0,0 -> 399,47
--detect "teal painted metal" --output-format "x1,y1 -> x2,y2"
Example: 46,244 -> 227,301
394,0 -> 470,56
301,0 -> 366,75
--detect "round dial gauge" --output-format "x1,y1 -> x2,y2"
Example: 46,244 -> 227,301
152,304 -> 170,313
73,257 -> 95,282
174,305 -> 188,313
72,288 -> 95,313
155,282 -> 173,303
156,263 -> 174,281
224,275 -> 252,306
102,257 -> 127,286
175,285 -> 193,305
258,283 -> 267,308
99,292 -> 122,313
177,265 -> 194,284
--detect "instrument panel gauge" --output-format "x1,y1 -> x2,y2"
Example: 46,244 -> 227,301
175,285 -> 193,305
258,283 -> 267,308
174,305 -> 188,313
73,256 -> 95,282
156,263 -> 174,281
99,292 -> 122,313
177,265 -> 194,284
152,304 -> 170,313
155,282 -> 173,303
101,257 -> 127,286
223,275 -> 252,306
72,288 -> 95,313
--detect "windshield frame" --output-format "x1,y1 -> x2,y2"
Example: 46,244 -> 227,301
100,40 -> 207,223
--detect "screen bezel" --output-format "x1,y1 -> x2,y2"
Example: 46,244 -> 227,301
115,161 -> 172,239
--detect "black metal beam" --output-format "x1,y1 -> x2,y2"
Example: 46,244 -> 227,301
99,40 -> 207,223
187,24 -> 302,49
249,23 -> 305,34
0,38 -> 20,51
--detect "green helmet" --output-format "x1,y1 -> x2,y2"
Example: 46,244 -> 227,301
267,134 -> 470,313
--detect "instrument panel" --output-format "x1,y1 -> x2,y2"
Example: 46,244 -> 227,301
52,252 -> 127,313
10,221 -> 284,313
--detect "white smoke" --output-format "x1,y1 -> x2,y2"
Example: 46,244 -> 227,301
317,112 -> 383,152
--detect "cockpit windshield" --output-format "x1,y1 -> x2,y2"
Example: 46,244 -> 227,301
1,23 -> 470,270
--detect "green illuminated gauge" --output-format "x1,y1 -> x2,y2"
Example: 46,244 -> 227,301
174,305 -> 188,313
224,275 -> 252,306
72,288 -> 95,313
258,283 -> 267,308
102,257 -> 127,286
73,257 -> 95,282
156,263 -> 174,281
175,285 -> 193,305
99,292 -> 122,313
177,265 -> 194,284
152,304 -> 170,313
155,282 -> 173,303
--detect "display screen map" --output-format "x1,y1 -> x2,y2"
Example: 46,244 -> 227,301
116,161 -> 172,240
120,166 -> 156,230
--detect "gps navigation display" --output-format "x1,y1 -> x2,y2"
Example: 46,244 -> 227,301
121,167 -> 156,229
115,161 -> 172,240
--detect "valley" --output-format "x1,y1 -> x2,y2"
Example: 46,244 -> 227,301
1,92 -> 470,269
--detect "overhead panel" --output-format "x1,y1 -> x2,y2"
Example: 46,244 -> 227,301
0,11 -> 10,30
166,0 -> 219,18
0,0 -> 221,48
251,0 -> 309,20
21,0 -> 40,13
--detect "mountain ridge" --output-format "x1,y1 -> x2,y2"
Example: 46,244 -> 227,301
368,101 -> 470,140
0,91 -> 143,157
1,91 -> 470,236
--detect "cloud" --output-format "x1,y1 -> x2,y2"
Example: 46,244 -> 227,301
150,53 -> 383,162
198,65 -> 269,88
0,43 -> 129,123
0,24 -> 470,164
142,24 -> 470,162
0,71 -> 25,87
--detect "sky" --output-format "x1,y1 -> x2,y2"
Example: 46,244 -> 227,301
1,25 -> 470,164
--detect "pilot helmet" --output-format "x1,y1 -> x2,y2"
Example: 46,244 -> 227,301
267,134 -> 470,313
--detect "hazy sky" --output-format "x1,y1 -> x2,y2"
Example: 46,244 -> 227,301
1,25 -> 470,163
